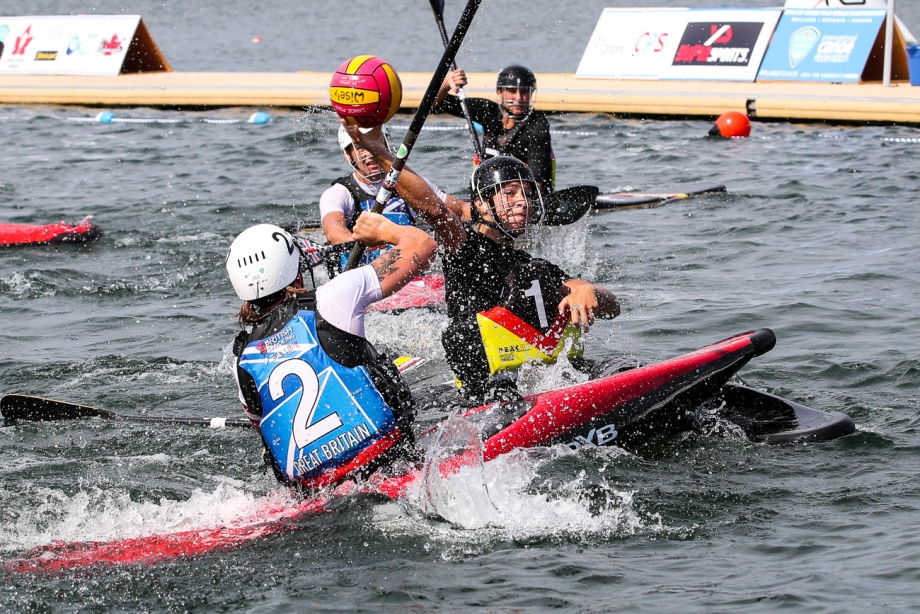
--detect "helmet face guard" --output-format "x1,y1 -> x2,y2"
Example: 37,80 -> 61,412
337,125 -> 391,183
471,156 -> 544,240
496,65 -> 536,121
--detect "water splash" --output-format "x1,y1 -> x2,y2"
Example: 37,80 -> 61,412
0,479 -> 290,553
382,443 -> 650,555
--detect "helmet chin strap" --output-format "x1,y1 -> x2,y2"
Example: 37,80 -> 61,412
501,104 -> 532,122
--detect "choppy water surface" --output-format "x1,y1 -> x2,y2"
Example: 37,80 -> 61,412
2,1 -> 920,612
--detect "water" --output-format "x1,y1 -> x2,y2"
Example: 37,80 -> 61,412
2,0 -> 920,611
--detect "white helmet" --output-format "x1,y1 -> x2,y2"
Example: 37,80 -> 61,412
226,224 -> 300,301
337,124 -> 392,155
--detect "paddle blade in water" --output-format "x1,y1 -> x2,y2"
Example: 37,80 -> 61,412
542,185 -> 599,226
1,395 -> 115,422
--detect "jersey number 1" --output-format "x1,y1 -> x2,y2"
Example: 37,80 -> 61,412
523,279 -> 549,328
268,359 -> 342,450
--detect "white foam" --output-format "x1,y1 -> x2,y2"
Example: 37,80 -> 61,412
0,479 -> 295,553
378,437 -> 651,555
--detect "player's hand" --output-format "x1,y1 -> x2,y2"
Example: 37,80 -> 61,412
558,283 -> 598,332
351,211 -> 391,248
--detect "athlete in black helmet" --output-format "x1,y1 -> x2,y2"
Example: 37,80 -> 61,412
433,65 -> 555,193
344,124 -> 619,404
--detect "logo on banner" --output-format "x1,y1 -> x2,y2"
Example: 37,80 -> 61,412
67,36 -> 86,55
813,34 -> 857,64
789,26 -> 820,67
99,34 -> 124,56
12,25 -> 33,56
634,31 -> 669,54
34,51 -> 57,61
672,22 -> 764,66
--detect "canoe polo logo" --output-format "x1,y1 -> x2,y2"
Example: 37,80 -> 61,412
67,36 -> 86,55
789,26 -> 820,68
12,24 -> 32,55
98,34 -> 123,56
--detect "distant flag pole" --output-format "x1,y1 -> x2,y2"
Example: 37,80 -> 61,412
884,0 -> 896,87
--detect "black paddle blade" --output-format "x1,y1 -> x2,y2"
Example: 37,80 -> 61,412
541,185 -> 599,226
1,394 -> 115,422
428,0 -> 446,19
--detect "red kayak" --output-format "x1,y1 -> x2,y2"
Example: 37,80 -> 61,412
368,275 -> 446,312
0,217 -> 101,247
2,329 -> 854,573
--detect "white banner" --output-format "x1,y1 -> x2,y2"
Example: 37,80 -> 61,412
576,8 -> 783,81
0,15 -> 141,76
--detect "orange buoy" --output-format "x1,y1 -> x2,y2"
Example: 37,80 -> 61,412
709,111 -> 751,138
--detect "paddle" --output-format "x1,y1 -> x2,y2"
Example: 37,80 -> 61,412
1,394 -> 251,428
344,0 -> 484,271
541,185 -> 598,226
286,183 -> 595,240
427,0 -> 485,161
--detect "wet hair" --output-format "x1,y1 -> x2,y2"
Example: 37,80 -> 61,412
236,274 -> 307,326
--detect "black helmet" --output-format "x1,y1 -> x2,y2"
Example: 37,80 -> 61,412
496,66 -> 536,120
470,156 -> 544,239
496,65 -> 536,90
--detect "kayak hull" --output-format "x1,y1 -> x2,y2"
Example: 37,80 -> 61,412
0,217 -> 101,247
3,328 -> 854,573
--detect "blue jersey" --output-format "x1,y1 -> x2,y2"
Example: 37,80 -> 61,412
333,174 -> 417,272
237,310 -> 397,485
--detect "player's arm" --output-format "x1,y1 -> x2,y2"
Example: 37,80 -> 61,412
352,212 -> 437,298
434,68 -> 468,110
321,212 -> 355,244
344,123 -> 467,251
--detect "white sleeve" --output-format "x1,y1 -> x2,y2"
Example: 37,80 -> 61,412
424,179 -> 448,204
318,183 -> 356,222
315,265 -> 382,338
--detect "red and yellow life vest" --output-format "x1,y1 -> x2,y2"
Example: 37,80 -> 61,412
476,306 -> 582,375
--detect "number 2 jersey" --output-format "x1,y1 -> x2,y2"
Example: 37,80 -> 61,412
232,266 -> 416,488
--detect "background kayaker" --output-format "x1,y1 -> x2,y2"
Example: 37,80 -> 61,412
319,125 -> 459,277
345,125 -> 619,404
226,215 -> 436,488
433,65 -> 555,193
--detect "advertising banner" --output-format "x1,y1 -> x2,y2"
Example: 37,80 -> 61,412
576,8 -> 782,81
757,8 -> 886,82
0,15 -> 169,76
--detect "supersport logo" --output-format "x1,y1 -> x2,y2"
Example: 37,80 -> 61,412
672,22 -> 764,66
705,25 -> 733,46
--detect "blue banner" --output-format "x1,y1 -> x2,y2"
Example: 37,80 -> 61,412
757,8 -> 886,82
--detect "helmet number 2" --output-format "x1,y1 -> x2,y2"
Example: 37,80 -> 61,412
268,359 -> 342,450
523,279 -> 548,328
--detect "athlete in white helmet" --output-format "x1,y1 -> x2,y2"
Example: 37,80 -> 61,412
227,213 -> 436,489
433,65 -> 555,193
318,125 -> 459,276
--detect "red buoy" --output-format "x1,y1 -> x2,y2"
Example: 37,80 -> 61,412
710,111 -> 751,138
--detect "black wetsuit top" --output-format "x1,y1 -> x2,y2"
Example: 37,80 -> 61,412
441,223 -> 568,401
433,95 -> 554,191
232,292 -> 416,483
